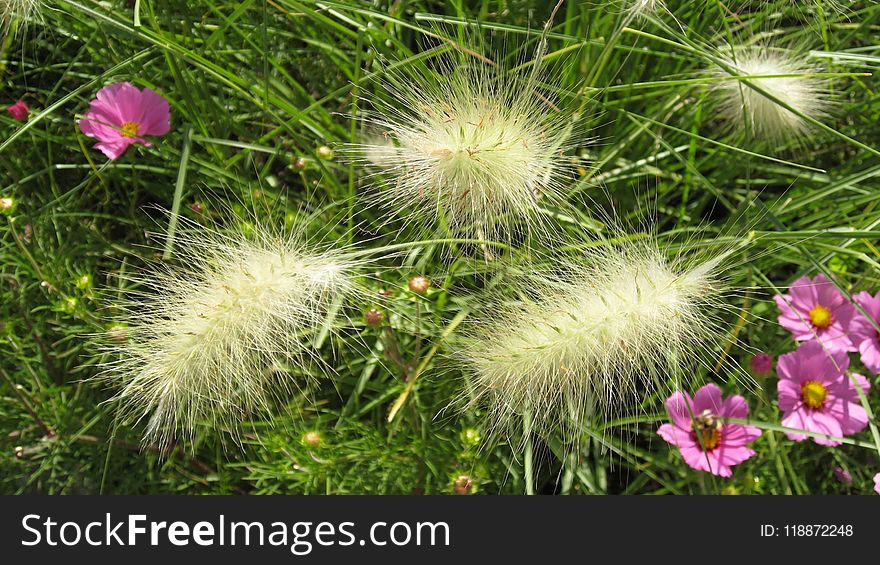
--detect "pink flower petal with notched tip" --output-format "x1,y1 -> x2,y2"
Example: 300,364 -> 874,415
851,291 -> 880,374
782,410 -> 842,446
138,87 -> 171,136
693,383 -> 723,415
664,391 -> 693,431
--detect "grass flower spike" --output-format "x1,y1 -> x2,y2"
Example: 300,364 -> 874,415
1,0 -> 43,30
461,236 -> 729,442
711,47 -> 831,144
101,219 -> 360,449
353,43 -> 577,243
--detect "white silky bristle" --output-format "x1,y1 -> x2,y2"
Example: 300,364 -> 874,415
461,238 -> 725,443
352,51 -> 577,242
712,47 -> 831,143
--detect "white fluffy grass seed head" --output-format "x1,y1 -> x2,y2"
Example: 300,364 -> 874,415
99,217 -> 362,450
460,235 -> 732,444
628,0 -> 663,17
1,0 -> 44,30
351,41 -> 579,244
711,46 -> 831,144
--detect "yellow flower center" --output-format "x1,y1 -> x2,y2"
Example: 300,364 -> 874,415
120,121 -> 140,138
700,427 -> 722,450
801,380 -> 827,409
808,305 -> 832,329
693,409 -> 722,450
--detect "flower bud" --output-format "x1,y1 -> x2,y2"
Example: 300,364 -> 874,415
453,475 -> 473,495
749,352 -> 773,376
408,276 -> 430,295
316,146 -> 334,161
75,274 -> 93,290
107,324 -> 129,344
0,197 -> 16,215
291,156 -> 308,171
301,431 -> 323,448
364,308 -> 384,327
6,100 -> 29,122
833,466 -> 853,486
460,428 -> 481,447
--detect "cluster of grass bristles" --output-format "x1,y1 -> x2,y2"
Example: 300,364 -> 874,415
100,218 -> 364,450
94,4 -> 825,453
351,39 -> 577,243
460,238 -> 730,445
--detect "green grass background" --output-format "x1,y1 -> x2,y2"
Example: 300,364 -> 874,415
1,0 -> 879,494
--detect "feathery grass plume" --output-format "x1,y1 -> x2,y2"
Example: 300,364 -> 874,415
459,233 -> 737,446
709,45 -> 831,144
99,215 -> 363,450
1,0 -> 43,35
627,0 -> 663,17
349,32 -> 580,245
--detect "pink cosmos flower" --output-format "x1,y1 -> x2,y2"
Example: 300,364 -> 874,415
750,352 -> 774,375
774,273 -> 857,353
6,100 -> 28,122
657,383 -> 761,477
79,82 -> 170,160
776,340 -> 870,446
850,291 -> 880,374
874,473 -> 880,495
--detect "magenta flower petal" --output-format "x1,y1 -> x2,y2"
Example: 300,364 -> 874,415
138,87 -> 172,136
721,393 -> 749,419
664,391 -> 693,431
678,444 -> 713,474
657,423 -> 689,447
98,82 -> 141,123
808,410 -> 845,439
716,445 -> 756,468
692,383 -> 723,414
94,140 -> 135,160
849,372 -> 871,395
782,410 -> 842,446
777,378 -> 801,411
859,341 -> 880,374
780,411 -> 811,443
721,423 -> 762,445
851,291 -> 880,374
775,349 -> 801,383
874,473 -> 880,495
